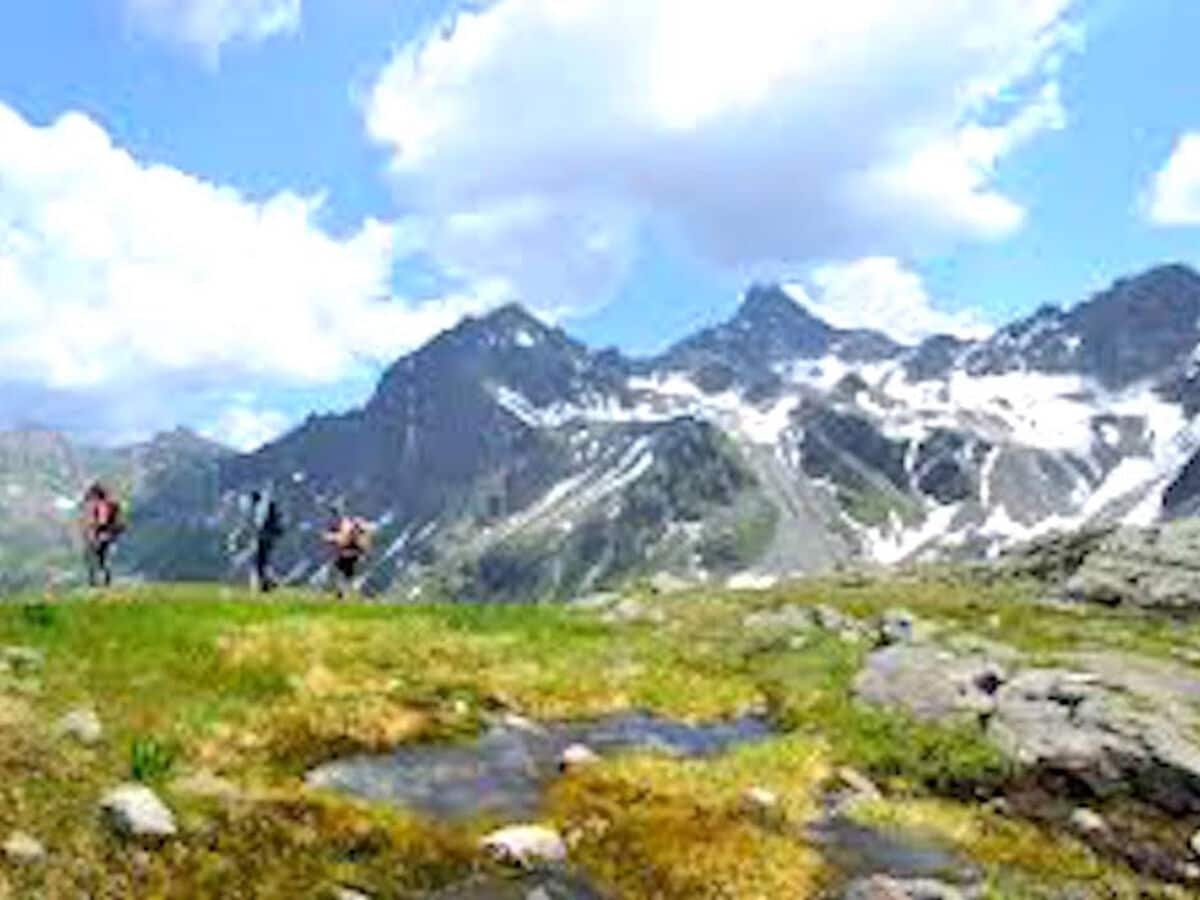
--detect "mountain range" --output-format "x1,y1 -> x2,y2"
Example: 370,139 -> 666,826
6,262 -> 1200,600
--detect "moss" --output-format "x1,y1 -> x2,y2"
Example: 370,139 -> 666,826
547,736 -> 831,899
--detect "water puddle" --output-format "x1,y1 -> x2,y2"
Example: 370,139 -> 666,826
425,871 -> 606,899
306,710 -> 773,820
808,793 -> 981,889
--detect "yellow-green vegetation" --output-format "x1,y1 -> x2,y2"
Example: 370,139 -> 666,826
847,797 -> 1191,899
0,572 -> 1185,898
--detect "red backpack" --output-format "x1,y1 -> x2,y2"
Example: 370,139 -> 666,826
95,498 -> 124,535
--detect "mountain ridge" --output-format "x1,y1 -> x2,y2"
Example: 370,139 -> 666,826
7,261 -> 1200,598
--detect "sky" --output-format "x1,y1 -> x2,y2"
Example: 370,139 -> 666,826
1,0 -> 1199,451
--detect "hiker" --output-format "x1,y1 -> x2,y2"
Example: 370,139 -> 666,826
247,489 -> 284,593
81,482 -> 124,587
323,505 -> 372,599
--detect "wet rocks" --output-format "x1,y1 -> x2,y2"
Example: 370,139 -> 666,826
57,707 -> 103,746
100,784 -> 177,843
481,825 -> 567,869
843,876 -> 976,900
3,831 -> 45,865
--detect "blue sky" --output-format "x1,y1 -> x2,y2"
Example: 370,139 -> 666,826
1,0 -> 1199,449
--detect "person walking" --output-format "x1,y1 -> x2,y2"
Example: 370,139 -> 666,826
81,482 -> 124,587
323,505 -> 372,599
247,489 -> 284,593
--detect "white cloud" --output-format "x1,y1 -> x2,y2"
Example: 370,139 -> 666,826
1145,133 -> 1200,226
785,257 -> 993,345
125,0 -> 301,63
366,0 -> 1081,311
0,103 -> 489,441
201,395 -> 290,451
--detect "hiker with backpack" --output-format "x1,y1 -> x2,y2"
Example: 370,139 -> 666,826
247,489 -> 285,593
81,482 -> 124,587
323,505 -> 372,599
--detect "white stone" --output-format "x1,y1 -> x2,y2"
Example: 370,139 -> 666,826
100,784 -> 177,842
3,831 -> 46,865
1069,807 -> 1108,836
559,743 -> 600,771
1190,828 -> 1200,859
481,825 -> 567,869
57,708 -> 103,746
741,787 -> 780,815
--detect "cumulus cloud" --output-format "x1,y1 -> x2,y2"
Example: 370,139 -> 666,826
1145,133 -> 1200,226
125,0 -> 301,63
366,0 -> 1081,311
784,257 -> 992,345
200,395 -> 291,451
0,103 -> 488,444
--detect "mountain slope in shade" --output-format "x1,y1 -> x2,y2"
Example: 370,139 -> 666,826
5,263 -> 1200,598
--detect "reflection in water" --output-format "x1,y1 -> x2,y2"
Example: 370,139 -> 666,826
307,711 -> 773,820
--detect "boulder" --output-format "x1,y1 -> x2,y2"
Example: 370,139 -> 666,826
481,825 -> 567,869
857,640 -> 1200,815
100,784 -> 177,843
3,831 -> 45,865
1009,520 -> 1200,611
853,644 -> 1006,722
878,608 -> 918,645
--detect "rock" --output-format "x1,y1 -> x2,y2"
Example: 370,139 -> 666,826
854,644 -> 1005,722
559,743 -> 600,772
481,825 -> 567,869
1068,807 -> 1108,836
0,646 -> 44,675
858,638 -> 1200,816
836,766 -> 882,801
171,770 -> 241,801
812,605 -> 850,632
525,889 -> 552,900
989,662 -> 1200,812
1011,520 -> 1200,612
601,598 -> 666,626
649,572 -> 692,595
3,831 -> 45,865
501,713 -> 548,736
57,707 -> 103,746
332,889 -> 372,900
878,609 -> 921,643
742,604 -> 813,633
570,592 -> 619,610
843,876 -> 972,900
100,784 -> 177,843
740,786 -> 782,825
1191,829 -> 1200,859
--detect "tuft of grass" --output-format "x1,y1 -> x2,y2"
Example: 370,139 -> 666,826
130,734 -> 178,783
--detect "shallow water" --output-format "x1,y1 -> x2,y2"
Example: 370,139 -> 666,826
808,793 -> 981,888
424,870 -> 607,900
306,710 -> 773,820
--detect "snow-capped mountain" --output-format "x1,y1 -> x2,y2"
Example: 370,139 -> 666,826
8,263 -> 1200,598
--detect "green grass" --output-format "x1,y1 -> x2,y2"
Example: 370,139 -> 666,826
0,575 -> 1186,898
